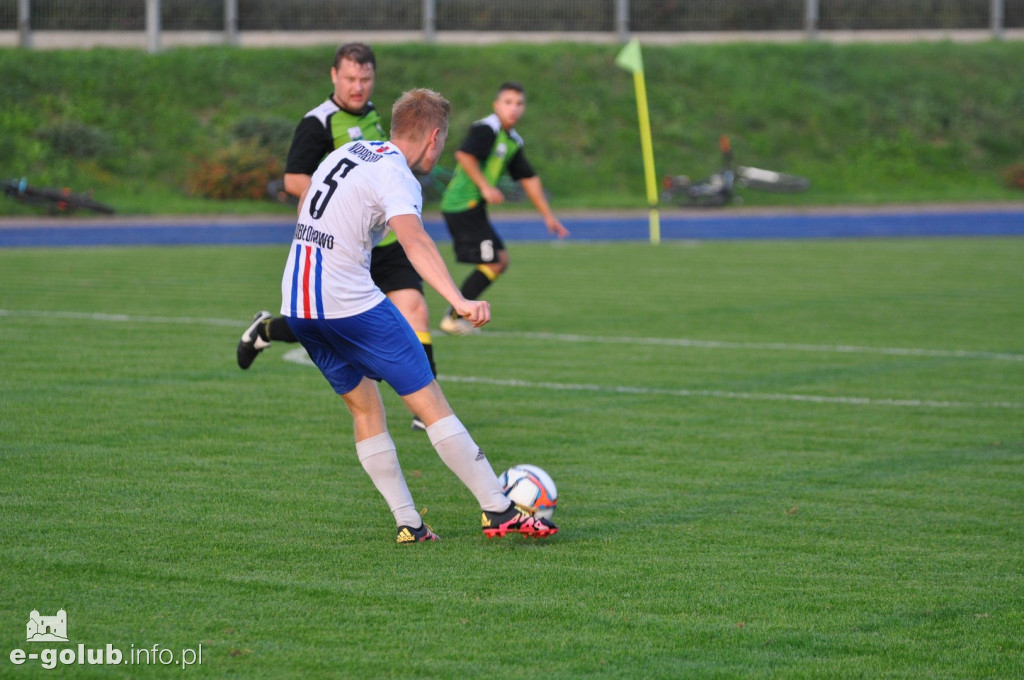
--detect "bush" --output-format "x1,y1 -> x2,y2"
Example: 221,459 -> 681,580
1004,165 -> 1024,191
35,121 -> 116,159
186,139 -> 282,200
185,115 -> 293,201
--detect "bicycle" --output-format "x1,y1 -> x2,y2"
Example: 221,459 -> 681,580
3,178 -> 115,215
661,136 -> 809,208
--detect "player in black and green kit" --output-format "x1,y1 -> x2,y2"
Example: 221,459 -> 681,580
236,43 -> 438,429
439,82 -> 569,336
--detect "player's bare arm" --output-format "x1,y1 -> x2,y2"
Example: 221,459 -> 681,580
520,176 -> 569,238
284,173 -> 311,215
454,150 -> 504,205
389,214 -> 491,327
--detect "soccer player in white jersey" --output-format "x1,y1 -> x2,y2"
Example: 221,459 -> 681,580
281,89 -> 558,544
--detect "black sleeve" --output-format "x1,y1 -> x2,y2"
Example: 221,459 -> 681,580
507,147 -> 536,181
457,123 -> 497,162
284,116 -> 334,175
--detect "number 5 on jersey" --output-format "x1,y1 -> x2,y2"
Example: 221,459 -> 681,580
309,158 -> 357,219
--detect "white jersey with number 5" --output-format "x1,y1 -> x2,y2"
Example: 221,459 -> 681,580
281,140 -> 422,319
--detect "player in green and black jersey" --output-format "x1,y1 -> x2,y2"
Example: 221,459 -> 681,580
439,82 -> 569,336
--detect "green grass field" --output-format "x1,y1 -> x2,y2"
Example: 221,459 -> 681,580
1,236 -> 1022,678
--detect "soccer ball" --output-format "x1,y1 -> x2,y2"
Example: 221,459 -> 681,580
499,464 -> 558,520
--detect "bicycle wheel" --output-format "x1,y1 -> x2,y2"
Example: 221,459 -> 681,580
660,175 -> 690,205
27,186 -> 115,214
73,196 -> 115,214
684,172 -> 733,207
736,165 -> 809,193
686,189 -> 731,208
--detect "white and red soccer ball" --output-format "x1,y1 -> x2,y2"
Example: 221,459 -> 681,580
499,464 -> 558,520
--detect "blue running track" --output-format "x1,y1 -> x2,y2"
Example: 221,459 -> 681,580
1,207 -> 1022,248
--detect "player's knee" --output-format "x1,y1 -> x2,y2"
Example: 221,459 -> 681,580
404,295 -> 429,328
482,257 -> 508,277
389,289 -> 429,329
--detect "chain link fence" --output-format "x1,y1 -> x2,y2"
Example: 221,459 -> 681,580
2,0 -> 1021,49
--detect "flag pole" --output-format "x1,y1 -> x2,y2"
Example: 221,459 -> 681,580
616,38 -> 660,245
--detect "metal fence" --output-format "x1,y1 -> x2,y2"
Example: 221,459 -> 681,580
2,0 -> 1021,51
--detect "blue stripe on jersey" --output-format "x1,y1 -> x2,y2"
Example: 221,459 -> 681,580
290,244 -> 301,316
314,248 -> 325,318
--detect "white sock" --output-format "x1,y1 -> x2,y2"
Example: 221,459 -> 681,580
427,415 -> 509,512
355,433 -> 421,528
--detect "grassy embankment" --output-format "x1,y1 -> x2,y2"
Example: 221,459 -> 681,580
1,41 -> 1023,216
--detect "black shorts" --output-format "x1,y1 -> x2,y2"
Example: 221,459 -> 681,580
370,241 -> 422,294
443,204 -> 506,264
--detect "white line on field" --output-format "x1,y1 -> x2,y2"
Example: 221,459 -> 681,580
0,308 -> 242,327
439,374 -> 1023,410
1,307 -> 1014,410
3,309 -> 1021,363
483,330 -> 1024,362
280,349 -> 1021,411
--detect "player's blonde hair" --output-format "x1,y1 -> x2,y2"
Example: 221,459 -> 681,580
390,88 -> 450,142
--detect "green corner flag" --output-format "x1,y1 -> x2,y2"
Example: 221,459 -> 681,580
615,38 -> 644,74
616,39 -> 660,245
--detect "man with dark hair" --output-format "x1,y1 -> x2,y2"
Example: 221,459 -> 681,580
439,81 -> 569,335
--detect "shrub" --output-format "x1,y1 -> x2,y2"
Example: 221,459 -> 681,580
1004,165 -> 1024,190
186,139 -> 282,200
35,121 -> 115,159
